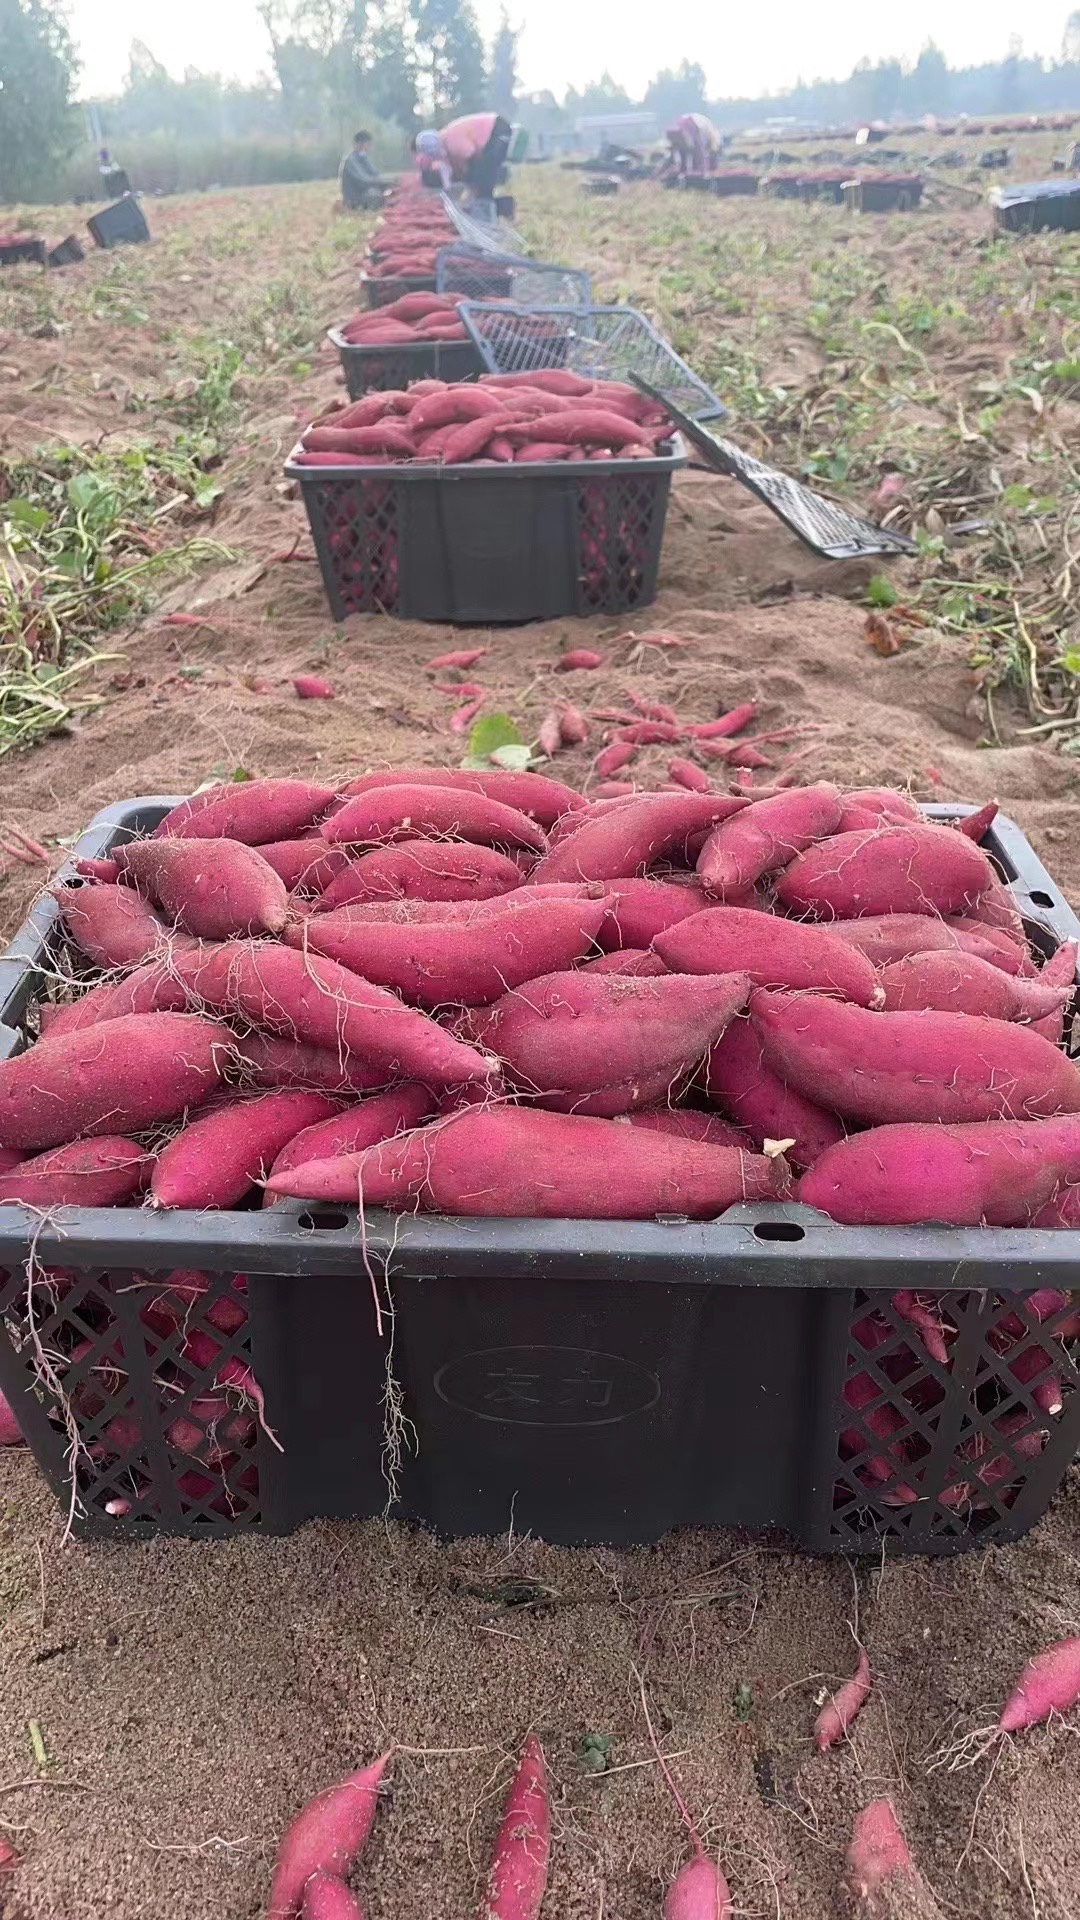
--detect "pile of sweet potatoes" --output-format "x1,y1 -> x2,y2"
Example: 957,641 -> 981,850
1,763 -> 1076,1234
291,372 -> 676,469
336,291 -> 471,349
361,189 -> 457,286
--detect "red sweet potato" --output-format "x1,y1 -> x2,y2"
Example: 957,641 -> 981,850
825,913 -> 1027,974
233,1034 -> 389,1095
334,768 -> 585,828
469,969 -> 751,1115
266,1104 -> 789,1217
962,868 -> 1026,943
878,950 -> 1068,1022
169,941 -> 495,1088
1031,939 -> 1077,1044
835,788 -> 921,833
998,1635 -> 1080,1733
301,1871 -> 363,1920
753,990 -> 1080,1125
289,894 -> 608,1007
798,1117 -> 1080,1226
696,784 -> 842,897
529,793 -> 745,884
323,784 -> 547,856
814,1649 -> 872,1751
43,974 -> 135,1042
704,1015 -> 845,1171
0,1013 -> 230,1150
314,839 -> 523,908
264,1084 -> 434,1199
258,840 -> 352,895
155,778 -> 336,845
663,1853 -> 733,1920
556,649 -> 605,671
845,1800 -> 917,1903
152,1090 -> 338,1209
266,1751 -> 390,1920
480,1732 -> 550,1920
774,822 -> 994,920
627,1107 -> 752,1150
55,883 -> 176,970
581,949 -> 668,975
0,1136 -> 153,1208
945,915 -> 1035,974
596,878 -> 707,950
115,837 -> 288,940
656,907 -> 880,1005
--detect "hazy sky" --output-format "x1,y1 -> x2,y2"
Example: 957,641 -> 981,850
68,0 -> 1075,102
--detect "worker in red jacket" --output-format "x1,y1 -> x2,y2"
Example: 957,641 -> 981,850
414,112 -> 513,208
666,112 -> 722,176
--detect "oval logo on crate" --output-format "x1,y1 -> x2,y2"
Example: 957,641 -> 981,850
433,1344 -> 661,1427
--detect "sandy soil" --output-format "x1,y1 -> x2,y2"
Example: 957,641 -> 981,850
1,173 -> 1080,1920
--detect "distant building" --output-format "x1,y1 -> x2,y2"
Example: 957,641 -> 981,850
575,111 -> 659,153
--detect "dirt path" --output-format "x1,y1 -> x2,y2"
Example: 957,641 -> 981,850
1,174 -> 1079,1919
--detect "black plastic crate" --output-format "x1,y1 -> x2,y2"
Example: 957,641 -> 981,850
844,176 -> 924,213
993,179 -> 1080,233
1,800 -> 1079,1553
328,327 -> 483,400
360,270 -> 437,309
86,197 -> 150,249
0,238 -> 46,267
711,171 -> 759,197
46,234 -> 85,269
286,439 -> 685,623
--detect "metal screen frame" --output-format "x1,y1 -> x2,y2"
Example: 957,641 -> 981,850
460,302 -> 726,422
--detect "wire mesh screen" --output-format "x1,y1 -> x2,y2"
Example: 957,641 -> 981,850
436,247 -> 591,305
440,192 -> 527,255
687,430 -> 917,559
460,303 -> 725,421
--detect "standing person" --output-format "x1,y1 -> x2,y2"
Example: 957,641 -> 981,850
98,146 -> 131,197
413,113 -> 513,212
666,111 -> 721,176
340,130 -> 388,210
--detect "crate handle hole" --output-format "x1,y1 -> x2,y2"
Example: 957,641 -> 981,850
1028,890 -> 1055,908
298,1207 -> 351,1231
753,1220 -> 806,1242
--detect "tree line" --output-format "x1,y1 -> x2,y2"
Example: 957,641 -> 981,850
4,0 -> 1080,205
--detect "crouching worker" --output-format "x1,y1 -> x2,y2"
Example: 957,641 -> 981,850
666,112 -> 722,178
341,130 -> 390,210
413,113 -> 513,215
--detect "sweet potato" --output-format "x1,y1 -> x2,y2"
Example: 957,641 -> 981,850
301,886 -> 596,928
798,1116 -> 1080,1226
556,648 -> 605,670
233,1034 -> 389,1095
945,915 -> 1035,974
696,784 -> 842,897
0,1136 -> 153,1208
845,1800 -> 917,1903
258,840 -> 352,894
582,949 -> 668,975
266,1103 -> 790,1217
55,882 -> 177,970
878,949 -> 1068,1022
1030,939 -> 1077,1045
656,907 -> 881,1005
43,974 -> 135,1041
289,894 -> 608,1008
334,768 -> 585,828
596,878 -> 707,950
0,1013 -> 230,1150
266,1751 -> 390,1920
998,1635 -> 1080,1733
754,990 -> 1080,1125
168,941 -> 495,1088
774,822 -> 994,920
301,1873 -> 363,1920
115,837 -> 288,940
814,1649 -> 872,1751
152,1090 -> 337,1209
529,793 -> 745,885
314,839 -> 523,908
835,788 -> 921,833
469,969 -> 751,1115
155,777 -> 336,845
265,1084 -> 434,1198
704,1015 -> 845,1171
323,784 -> 547,856
480,1732 -> 550,1920
0,1387 -> 23,1446
825,912 -> 1026,974
627,1107 -> 752,1150
663,1854 -> 733,1920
